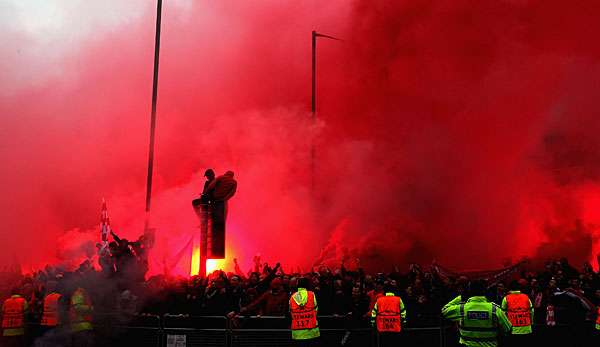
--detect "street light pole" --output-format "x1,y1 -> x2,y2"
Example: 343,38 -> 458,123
312,30 -> 317,117
311,31 -> 316,190
145,0 -> 163,215
311,30 -> 340,190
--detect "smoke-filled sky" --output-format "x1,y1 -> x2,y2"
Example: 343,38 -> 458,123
2,0 -> 600,274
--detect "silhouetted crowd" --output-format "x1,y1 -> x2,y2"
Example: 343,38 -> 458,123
2,256 -> 599,329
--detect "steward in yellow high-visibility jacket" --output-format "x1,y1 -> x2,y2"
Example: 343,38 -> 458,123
69,287 -> 93,333
69,286 -> 95,347
442,280 -> 511,347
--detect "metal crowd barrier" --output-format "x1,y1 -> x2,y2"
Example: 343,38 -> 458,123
94,312 -> 162,347
163,315 -> 228,347
22,314 -> 600,347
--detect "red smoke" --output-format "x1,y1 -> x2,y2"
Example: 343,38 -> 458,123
1,0 -> 600,275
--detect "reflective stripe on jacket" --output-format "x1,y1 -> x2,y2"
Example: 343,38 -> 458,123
442,295 -> 511,347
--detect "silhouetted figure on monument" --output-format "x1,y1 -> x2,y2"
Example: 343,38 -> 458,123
200,169 -> 216,204
205,170 -> 237,258
192,169 -> 215,215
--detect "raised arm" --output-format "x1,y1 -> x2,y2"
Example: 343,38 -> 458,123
110,230 -> 121,243
441,295 -> 462,321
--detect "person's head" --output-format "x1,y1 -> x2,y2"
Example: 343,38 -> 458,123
46,280 -> 58,294
530,278 -> 538,289
333,279 -> 343,291
10,287 -> 21,296
569,278 -> 581,289
414,278 -> 423,288
469,280 -> 487,297
213,277 -> 225,290
270,278 -> 283,292
224,170 -> 234,178
246,287 -> 258,301
289,277 -> 298,290
352,286 -> 362,301
204,169 -> 215,180
297,277 -> 310,290
230,275 -> 241,288
375,279 -> 385,292
495,282 -> 504,291
383,283 -> 396,295
249,272 -> 260,284
318,265 -> 329,277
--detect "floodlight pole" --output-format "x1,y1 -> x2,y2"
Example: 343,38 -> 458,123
311,30 -> 341,191
145,0 -> 163,215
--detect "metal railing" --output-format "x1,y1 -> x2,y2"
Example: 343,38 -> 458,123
22,314 -> 599,347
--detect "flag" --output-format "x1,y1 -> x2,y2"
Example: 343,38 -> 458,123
431,260 -> 527,287
100,198 -> 111,249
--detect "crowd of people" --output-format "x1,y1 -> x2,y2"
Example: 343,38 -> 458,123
1,250 -> 600,346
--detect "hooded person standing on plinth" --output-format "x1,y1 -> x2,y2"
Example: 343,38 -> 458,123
205,170 -> 237,258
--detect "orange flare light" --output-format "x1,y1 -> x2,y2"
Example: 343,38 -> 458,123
190,243 -> 200,276
190,242 -> 229,276
206,259 -> 226,274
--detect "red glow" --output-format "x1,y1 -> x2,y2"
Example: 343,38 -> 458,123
2,1 -> 600,273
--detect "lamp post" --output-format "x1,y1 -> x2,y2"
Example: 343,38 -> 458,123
145,0 -> 163,215
311,30 -> 340,190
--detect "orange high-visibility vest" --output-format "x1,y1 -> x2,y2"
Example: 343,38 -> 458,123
41,293 -> 62,326
1,296 -> 26,329
375,295 -> 402,333
506,293 -> 532,327
289,291 -> 318,330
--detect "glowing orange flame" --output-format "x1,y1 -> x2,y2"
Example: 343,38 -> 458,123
190,243 -> 200,276
206,259 -> 226,274
190,241 -> 229,276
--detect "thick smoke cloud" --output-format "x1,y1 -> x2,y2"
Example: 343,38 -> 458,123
316,0 -> 600,270
1,0 -> 600,275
